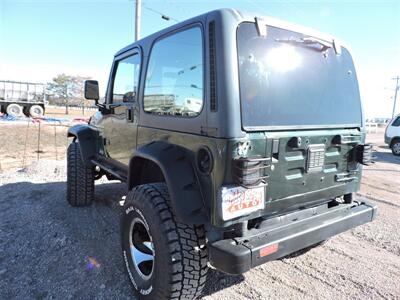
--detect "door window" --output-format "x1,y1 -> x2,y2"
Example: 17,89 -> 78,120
143,26 -> 203,117
392,116 -> 400,127
112,54 -> 141,103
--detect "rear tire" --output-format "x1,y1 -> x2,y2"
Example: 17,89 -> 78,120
6,103 -> 23,117
29,105 -> 44,117
391,139 -> 400,156
67,142 -> 94,206
121,183 -> 208,299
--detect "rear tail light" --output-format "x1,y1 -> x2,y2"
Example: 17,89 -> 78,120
355,143 -> 375,165
232,156 -> 270,188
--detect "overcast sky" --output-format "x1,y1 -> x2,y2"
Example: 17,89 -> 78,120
1,0 -> 399,118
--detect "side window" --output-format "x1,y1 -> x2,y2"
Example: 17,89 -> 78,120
112,53 -> 140,103
392,116 -> 400,127
144,27 -> 203,117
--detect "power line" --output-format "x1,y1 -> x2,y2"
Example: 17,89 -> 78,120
143,5 -> 180,23
130,0 -> 179,41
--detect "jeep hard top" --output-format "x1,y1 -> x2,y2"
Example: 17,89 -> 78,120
67,9 -> 376,299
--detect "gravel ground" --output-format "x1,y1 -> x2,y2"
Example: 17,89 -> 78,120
0,132 -> 399,299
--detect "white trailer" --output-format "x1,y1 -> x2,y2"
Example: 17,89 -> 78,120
0,80 -> 46,117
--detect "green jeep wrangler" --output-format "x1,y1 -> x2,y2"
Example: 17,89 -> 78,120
67,9 -> 376,299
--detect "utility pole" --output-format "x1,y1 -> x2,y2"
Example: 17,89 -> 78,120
392,76 -> 399,118
135,0 -> 141,41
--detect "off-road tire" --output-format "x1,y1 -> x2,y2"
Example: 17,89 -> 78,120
121,183 -> 208,300
66,142 -> 94,206
391,139 -> 400,156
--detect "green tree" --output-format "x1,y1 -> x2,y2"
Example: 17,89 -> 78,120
47,74 -> 90,114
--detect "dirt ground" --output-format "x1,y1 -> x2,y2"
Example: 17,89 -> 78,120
0,106 -> 95,171
45,105 -> 96,118
0,127 -> 399,299
0,123 -> 69,171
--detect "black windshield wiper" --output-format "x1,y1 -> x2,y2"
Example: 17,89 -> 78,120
275,37 -> 332,52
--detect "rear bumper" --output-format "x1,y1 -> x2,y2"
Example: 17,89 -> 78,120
208,201 -> 377,274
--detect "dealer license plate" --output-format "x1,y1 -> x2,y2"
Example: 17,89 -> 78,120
220,185 -> 265,220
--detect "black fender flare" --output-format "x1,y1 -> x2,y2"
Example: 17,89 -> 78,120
128,141 -> 209,225
67,124 -> 99,166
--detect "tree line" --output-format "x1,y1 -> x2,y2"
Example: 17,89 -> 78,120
46,74 -> 93,114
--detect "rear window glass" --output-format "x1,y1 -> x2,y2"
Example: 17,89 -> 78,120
237,22 -> 362,129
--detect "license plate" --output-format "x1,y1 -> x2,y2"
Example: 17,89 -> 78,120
220,185 -> 265,220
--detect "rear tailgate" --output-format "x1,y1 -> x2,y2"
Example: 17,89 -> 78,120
263,128 -> 362,216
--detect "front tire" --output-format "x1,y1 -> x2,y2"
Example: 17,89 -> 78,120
121,183 -> 208,299
66,142 -> 94,206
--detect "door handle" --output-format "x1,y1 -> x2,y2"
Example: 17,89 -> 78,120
126,107 -> 134,122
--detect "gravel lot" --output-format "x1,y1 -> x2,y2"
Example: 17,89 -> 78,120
0,130 -> 399,299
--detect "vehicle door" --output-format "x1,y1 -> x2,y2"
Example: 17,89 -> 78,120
103,49 -> 141,166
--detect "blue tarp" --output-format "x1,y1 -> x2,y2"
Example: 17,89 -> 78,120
0,115 -> 69,123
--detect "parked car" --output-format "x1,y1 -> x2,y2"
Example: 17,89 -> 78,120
67,9 -> 376,299
385,114 -> 400,156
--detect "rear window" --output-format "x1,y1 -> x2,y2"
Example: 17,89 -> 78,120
237,22 -> 362,130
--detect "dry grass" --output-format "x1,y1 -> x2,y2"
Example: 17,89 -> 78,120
0,106 -> 97,171
45,105 -> 96,118
0,123 -> 70,171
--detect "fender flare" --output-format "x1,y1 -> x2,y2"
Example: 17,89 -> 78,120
128,141 -> 209,225
67,124 -> 99,166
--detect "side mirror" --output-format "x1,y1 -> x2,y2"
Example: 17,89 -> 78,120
84,80 -> 99,101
